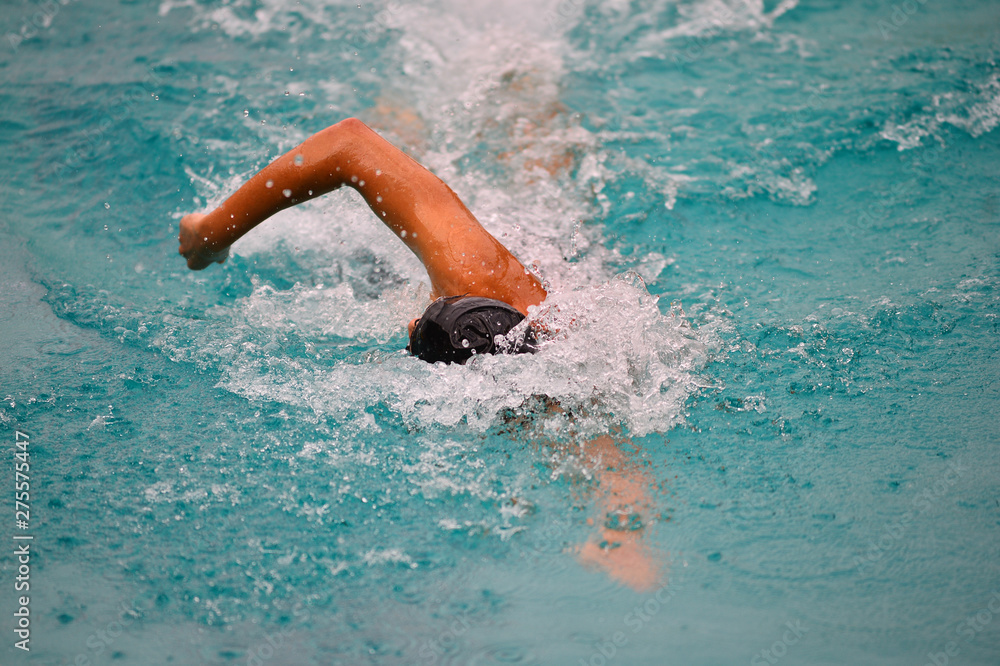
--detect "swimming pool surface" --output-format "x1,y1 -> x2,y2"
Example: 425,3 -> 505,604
1,0 -> 998,664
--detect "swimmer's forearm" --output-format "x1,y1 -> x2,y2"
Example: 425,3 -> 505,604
196,117 -> 438,252
197,120 -> 369,250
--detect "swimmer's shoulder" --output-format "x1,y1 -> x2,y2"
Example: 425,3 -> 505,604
423,230 -> 546,316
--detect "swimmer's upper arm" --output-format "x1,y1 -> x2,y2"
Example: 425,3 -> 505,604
351,150 -> 544,306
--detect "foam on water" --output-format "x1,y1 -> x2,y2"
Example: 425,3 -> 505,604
219,273 -> 717,436
559,0 -> 1000,207
881,71 -> 1000,150
606,0 -> 802,55
93,262 -> 716,438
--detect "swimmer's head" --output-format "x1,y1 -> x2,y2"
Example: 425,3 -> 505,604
407,296 -> 537,364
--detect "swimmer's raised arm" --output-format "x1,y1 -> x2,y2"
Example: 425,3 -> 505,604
179,118 -> 546,314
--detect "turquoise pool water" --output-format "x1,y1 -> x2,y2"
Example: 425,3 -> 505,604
2,0 -> 999,664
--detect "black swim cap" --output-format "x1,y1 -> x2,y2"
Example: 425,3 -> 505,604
408,296 -> 537,364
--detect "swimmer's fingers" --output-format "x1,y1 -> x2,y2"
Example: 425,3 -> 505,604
178,212 -> 229,270
182,246 -> 229,270
188,247 -> 229,270
178,213 -> 205,262
208,246 -> 229,267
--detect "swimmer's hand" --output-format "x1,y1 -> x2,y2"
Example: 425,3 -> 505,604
178,213 -> 230,270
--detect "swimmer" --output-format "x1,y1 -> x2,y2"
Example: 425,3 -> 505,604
178,117 -> 547,363
179,116 -> 664,590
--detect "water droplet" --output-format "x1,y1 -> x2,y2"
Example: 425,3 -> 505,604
351,175 -> 358,183
103,224 -> 108,230
461,339 -> 470,348
358,180 -> 365,187
282,189 -> 292,198
243,109 -> 249,118
293,154 -> 304,165
400,230 -> 407,238
265,180 -> 274,188
376,196 -> 383,203
284,91 -> 290,96
104,202 -> 110,209
375,169 -> 382,176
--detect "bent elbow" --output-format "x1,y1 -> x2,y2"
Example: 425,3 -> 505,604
333,117 -> 370,136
